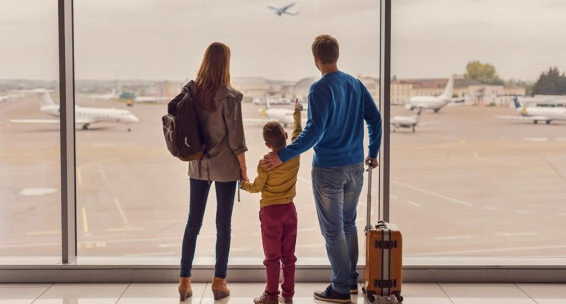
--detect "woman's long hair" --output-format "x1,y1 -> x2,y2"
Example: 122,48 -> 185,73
194,42 -> 232,111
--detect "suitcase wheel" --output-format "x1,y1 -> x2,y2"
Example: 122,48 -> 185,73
393,291 -> 403,303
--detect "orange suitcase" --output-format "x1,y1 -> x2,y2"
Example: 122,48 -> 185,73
362,167 -> 403,303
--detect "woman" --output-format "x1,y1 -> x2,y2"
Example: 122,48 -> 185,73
178,42 -> 249,301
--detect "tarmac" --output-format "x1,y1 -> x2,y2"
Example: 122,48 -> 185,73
1,96 -> 565,258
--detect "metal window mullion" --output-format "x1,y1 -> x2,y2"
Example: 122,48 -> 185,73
58,0 -> 77,264
379,0 -> 391,223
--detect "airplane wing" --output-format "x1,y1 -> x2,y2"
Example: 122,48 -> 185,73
9,118 -> 93,124
495,115 -> 549,121
283,2 -> 296,10
267,5 -> 279,11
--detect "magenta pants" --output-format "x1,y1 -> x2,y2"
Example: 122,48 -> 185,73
259,202 -> 298,299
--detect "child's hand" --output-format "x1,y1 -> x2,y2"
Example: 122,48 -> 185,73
294,98 -> 303,112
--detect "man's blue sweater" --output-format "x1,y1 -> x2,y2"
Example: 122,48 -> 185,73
278,71 -> 382,168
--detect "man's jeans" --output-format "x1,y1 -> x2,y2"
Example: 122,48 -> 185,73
312,163 -> 364,294
180,179 -> 237,278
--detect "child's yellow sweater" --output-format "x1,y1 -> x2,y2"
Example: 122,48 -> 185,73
241,110 -> 302,208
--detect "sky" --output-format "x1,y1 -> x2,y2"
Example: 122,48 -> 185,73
0,0 -> 565,82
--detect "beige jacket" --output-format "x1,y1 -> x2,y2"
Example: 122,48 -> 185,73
188,86 -> 247,182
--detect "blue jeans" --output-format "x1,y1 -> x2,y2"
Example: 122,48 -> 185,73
180,179 -> 237,278
312,163 -> 364,294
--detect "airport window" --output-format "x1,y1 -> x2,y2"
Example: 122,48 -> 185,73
391,0 -> 566,260
3,0 -> 565,279
0,0 -> 61,259
71,0 -> 380,262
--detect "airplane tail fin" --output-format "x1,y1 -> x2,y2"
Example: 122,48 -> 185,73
512,96 -> 523,109
41,92 -> 56,106
439,77 -> 454,99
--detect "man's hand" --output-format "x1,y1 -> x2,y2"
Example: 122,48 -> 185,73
365,157 -> 378,169
260,151 -> 283,171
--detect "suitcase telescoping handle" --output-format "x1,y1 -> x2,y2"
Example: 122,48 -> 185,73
366,162 -> 386,232
365,163 -> 376,232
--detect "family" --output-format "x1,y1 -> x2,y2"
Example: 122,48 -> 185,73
177,34 -> 383,304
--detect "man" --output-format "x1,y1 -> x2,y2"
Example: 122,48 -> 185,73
261,34 -> 382,303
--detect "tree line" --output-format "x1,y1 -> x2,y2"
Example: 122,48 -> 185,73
464,61 -> 566,96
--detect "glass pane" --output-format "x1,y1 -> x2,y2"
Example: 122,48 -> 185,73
391,0 -> 566,258
74,0 -> 380,262
0,0 -> 60,258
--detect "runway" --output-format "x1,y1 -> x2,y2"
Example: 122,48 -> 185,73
1,96 -> 565,259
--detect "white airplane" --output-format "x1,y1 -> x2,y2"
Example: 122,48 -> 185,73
9,93 -> 139,131
517,96 -> 566,108
497,96 -> 566,124
134,95 -> 170,103
391,109 -> 423,133
247,99 -> 306,127
267,2 -> 298,16
405,77 -> 455,113
88,89 -> 120,101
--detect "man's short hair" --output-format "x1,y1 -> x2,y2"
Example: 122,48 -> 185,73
312,34 -> 339,64
263,121 -> 286,148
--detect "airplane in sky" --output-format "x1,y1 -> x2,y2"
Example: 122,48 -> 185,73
391,109 -> 423,133
88,89 -> 120,101
267,2 -> 298,16
8,93 -> 139,131
405,77 -> 456,113
497,96 -> 566,124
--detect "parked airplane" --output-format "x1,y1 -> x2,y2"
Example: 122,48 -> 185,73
267,2 -> 298,16
405,77 -> 455,113
391,109 -> 423,133
247,98 -> 305,127
518,96 -> 566,108
9,93 -> 139,131
134,95 -> 170,103
88,89 -> 120,101
497,96 -> 566,124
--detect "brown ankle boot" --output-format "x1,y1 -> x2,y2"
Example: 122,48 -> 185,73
211,277 -> 230,300
178,277 -> 192,301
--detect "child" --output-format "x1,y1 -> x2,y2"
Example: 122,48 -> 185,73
240,99 -> 303,304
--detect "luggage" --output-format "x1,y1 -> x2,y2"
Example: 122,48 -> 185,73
362,167 -> 404,303
162,80 -> 205,162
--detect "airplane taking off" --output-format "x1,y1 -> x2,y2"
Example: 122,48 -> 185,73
405,77 -> 456,113
88,89 -> 120,101
9,93 -> 139,131
267,2 -> 298,16
391,109 -> 423,133
497,96 -> 566,124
